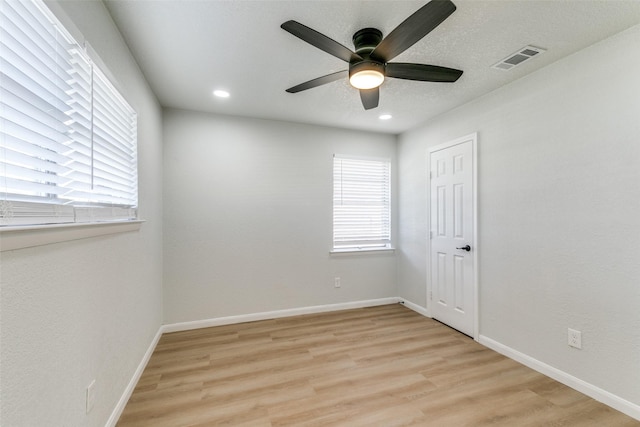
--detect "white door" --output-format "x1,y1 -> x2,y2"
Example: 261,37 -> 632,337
429,134 -> 477,337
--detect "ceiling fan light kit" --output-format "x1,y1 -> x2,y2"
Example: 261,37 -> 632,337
349,62 -> 385,90
281,0 -> 463,110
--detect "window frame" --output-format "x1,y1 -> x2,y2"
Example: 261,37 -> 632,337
0,0 -> 138,229
331,154 -> 393,254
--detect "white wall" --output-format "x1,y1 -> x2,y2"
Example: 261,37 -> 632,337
0,1 -> 163,426
2,2 -> 637,424
398,24 -> 640,407
163,109 -> 397,324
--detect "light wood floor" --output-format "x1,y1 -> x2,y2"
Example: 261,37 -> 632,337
117,304 -> 639,426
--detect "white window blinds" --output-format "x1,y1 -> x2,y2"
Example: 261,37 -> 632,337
0,0 -> 137,227
333,155 -> 391,250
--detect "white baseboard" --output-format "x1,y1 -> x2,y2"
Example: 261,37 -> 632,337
162,297 -> 401,333
479,335 -> 640,421
105,327 -> 163,427
398,298 -> 430,317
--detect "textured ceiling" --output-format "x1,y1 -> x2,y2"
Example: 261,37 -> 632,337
104,0 -> 640,134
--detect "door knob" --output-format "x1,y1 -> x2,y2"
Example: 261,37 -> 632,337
456,245 -> 471,252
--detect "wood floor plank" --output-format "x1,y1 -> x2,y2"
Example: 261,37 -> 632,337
116,304 -> 639,426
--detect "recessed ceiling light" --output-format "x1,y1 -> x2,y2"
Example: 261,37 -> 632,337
213,89 -> 230,98
379,114 -> 392,120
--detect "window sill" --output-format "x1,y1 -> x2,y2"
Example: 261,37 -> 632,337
0,220 -> 144,252
330,247 -> 396,256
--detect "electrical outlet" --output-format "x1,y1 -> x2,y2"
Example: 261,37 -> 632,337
86,380 -> 96,413
568,328 -> 582,349
334,277 -> 341,288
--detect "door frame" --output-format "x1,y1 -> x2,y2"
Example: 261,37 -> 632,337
426,132 -> 479,341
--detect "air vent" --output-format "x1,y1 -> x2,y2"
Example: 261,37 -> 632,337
492,45 -> 546,71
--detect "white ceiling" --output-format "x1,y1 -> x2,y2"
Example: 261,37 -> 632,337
103,0 -> 640,134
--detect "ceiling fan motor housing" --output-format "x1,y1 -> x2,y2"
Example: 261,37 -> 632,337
352,28 -> 383,57
349,60 -> 385,79
350,28 -> 386,81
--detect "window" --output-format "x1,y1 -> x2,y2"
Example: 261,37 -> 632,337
332,155 -> 391,251
0,0 -> 137,227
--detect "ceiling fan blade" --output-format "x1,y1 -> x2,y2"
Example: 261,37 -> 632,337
359,88 -> 379,110
285,70 -> 348,93
370,0 -> 456,62
386,63 -> 463,82
281,20 -> 362,63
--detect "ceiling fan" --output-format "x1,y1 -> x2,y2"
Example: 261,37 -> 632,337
281,0 -> 463,110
